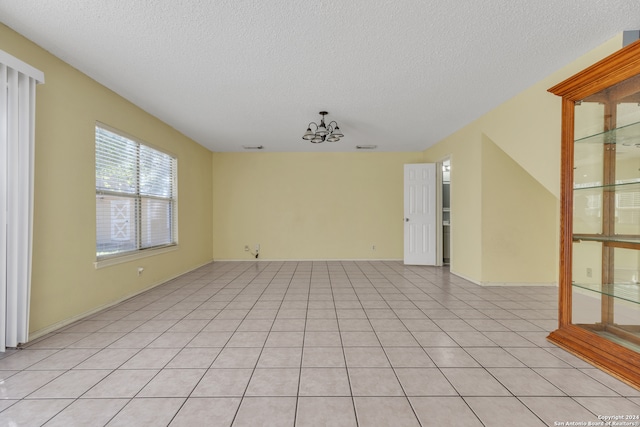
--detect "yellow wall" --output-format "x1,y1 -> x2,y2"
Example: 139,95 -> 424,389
212,152 -> 424,260
480,136 -> 557,283
424,34 -> 624,284
0,24 -> 213,336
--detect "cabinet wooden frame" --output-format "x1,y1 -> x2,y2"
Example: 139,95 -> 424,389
547,39 -> 640,389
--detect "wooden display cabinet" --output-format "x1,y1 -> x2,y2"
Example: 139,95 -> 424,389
547,39 -> 640,389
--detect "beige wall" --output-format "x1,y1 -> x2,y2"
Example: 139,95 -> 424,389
212,152 -> 424,260
423,34 -> 624,284
480,135 -> 557,283
0,24 -> 213,336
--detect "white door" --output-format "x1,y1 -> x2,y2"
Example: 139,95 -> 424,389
404,164 -> 437,265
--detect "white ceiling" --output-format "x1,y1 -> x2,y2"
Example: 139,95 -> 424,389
1,1 -> 640,152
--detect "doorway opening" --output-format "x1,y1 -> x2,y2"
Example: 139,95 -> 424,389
442,158 -> 451,265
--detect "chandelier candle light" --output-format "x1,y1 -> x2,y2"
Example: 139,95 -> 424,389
302,111 -> 344,143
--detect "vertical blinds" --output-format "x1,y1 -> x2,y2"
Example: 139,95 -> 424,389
1,49 -> 44,351
95,125 -> 177,259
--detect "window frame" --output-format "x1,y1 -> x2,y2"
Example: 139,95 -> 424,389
94,122 -> 178,267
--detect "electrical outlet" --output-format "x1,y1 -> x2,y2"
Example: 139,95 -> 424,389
256,244 -> 260,252
372,245 -> 376,250
137,267 -> 144,276
244,245 -> 249,251
586,268 -> 592,278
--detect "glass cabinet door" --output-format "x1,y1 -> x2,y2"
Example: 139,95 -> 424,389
572,74 -> 640,351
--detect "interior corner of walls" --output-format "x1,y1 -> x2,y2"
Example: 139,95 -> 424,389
480,134 -> 557,199
450,270 -> 482,286
480,132 -> 495,147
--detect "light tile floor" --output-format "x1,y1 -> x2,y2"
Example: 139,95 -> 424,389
1,261 -> 639,426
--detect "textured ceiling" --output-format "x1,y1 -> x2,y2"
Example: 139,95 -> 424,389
1,1 -> 640,152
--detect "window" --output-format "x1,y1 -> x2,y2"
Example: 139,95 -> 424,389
95,124 -> 177,260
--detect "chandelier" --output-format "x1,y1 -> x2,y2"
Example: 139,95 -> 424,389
302,111 -> 344,143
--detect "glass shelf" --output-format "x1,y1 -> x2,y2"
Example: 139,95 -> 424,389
574,180 -> 640,191
575,120 -> 640,145
572,282 -> 640,305
573,234 -> 640,245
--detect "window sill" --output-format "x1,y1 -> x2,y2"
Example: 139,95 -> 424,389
94,245 -> 178,269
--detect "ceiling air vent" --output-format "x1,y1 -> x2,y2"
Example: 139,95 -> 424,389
242,145 -> 264,150
356,145 -> 377,150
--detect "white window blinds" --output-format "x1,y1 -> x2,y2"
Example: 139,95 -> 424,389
95,124 -> 177,260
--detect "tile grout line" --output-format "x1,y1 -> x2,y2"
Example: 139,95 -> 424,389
351,260 -> 425,427
332,260 -> 361,427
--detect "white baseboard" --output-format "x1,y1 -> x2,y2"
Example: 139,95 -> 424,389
450,270 -> 482,285
213,258 -> 403,262
27,259 -> 213,343
479,281 -> 557,287
451,270 -> 557,287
